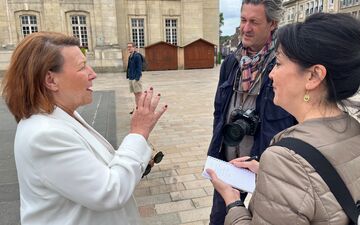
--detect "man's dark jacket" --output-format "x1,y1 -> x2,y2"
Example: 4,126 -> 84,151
126,52 -> 142,81
208,53 -> 297,225
208,53 -> 296,160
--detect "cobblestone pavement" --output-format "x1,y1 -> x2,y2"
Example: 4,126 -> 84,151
1,66 -> 359,225
109,68 -> 221,225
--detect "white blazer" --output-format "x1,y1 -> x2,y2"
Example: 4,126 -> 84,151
14,107 -> 151,225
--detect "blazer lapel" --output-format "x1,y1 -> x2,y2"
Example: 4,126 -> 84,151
51,107 -> 115,164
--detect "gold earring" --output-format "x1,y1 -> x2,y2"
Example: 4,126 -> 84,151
304,91 -> 310,102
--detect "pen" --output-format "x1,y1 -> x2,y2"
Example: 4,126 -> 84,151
245,156 -> 258,162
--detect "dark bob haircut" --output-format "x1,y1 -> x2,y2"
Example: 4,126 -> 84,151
276,13 -> 360,103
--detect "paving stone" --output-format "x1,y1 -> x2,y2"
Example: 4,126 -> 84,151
140,212 -> 181,225
159,162 -> 188,171
135,193 -> 172,206
163,174 -> 197,185
180,221 -> 206,225
134,187 -> 151,197
192,196 -> 213,208
183,180 -> 213,190
136,178 -> 166,189
145,170 -> 178,180
176,167 -> 204,176
178,207 -> 212,223
150,183 -> 186,195
187,160 -> 207,167
155,200 -> 194,214
138,204 -> 157,217
203,187 -> 214,196
170,189 -> 207,201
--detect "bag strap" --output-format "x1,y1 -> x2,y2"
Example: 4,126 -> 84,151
273,137 -> 359,224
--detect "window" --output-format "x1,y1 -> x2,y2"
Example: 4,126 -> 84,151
20,15 -> 38,37
341,0 -> 345,7
131,18 -> 145,48
306,3 -> 310,15
165,19 -> 177,45
299,5 -> 304,18
71,15 -> 88,48
319,0 -> 324,11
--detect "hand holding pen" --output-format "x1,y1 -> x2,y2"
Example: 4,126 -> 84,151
230,155 -> 259,174
244,155 -> 258,162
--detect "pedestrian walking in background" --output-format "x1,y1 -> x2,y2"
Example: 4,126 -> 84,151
127,42 -> 143,114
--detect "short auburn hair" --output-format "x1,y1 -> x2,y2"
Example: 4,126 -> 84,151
1,32 -> 80,123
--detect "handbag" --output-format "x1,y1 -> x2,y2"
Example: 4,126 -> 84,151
273,137 -> 360,225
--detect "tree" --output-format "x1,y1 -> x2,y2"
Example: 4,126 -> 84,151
219,12 -> 224,35
217,12 -> 225,64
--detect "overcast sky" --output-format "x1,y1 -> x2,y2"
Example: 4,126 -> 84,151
220,0 -> 242,36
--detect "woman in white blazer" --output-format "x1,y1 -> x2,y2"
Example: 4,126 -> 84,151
1,32 -> 167,225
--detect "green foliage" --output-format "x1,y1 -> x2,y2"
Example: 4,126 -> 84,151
219,12 -> 224,27
220,35 -> 231,45
219,12 -> 224,35
217,51 -> 222,64
80,47 -> 87,56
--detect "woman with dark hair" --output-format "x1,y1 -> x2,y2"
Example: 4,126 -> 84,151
208,13 -> 360,225
2,32 -> 167,225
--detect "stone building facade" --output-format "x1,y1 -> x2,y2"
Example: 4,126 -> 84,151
281,0 -> 360,26
338,0 -> 360,17
0,0 -> 219,72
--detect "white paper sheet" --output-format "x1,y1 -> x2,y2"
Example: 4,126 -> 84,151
202,156 -> 256,193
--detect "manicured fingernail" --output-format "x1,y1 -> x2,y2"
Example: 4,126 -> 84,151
150,87 -> 153,90
157,93 -> 161,96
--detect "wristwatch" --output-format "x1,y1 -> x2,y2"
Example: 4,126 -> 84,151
226,200 -> 245,214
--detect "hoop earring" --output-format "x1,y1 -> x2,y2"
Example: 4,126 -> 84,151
304,92 -> 310,102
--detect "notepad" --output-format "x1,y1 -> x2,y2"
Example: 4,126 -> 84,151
202,156 -> 256,193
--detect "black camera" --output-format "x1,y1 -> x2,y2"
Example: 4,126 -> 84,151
222,108 -> 260,146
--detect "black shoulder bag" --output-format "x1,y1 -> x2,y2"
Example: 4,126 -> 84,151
273,137 -> 360,225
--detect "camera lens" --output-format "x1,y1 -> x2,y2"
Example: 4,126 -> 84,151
222,120 -> 250,146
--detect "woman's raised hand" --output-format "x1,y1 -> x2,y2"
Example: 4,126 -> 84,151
130,87 -> 167,140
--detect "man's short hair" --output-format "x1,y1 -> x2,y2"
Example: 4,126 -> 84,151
241,0 -> 284,23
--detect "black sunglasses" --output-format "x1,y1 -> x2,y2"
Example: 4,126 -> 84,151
142,151 -> 164,178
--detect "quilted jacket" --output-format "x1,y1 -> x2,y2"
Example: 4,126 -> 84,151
225,113 -> 360,225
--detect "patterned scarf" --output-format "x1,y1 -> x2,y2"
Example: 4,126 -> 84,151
236,34 -> 276,92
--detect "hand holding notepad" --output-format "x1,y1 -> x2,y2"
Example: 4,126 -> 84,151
202,156 -> 256,193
